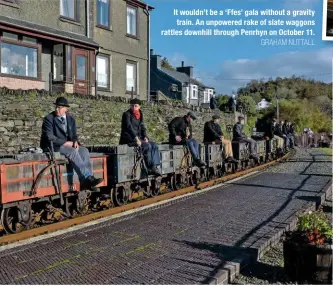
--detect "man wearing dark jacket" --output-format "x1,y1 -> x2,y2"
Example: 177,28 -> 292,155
204,115 -> 236,162
284,120 -> 295,148
168,112 -> 206,167
233,115 -> 258,160
119,98 -> 161,176
40,97 -> 102,189
210,93 -> 218,110
276,120 -> 289,150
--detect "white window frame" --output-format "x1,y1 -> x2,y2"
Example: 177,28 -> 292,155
204,90 -> 209,103
126,5 -> 137,37
126,61 -> 137,93
97,54 -> 109,89
191,85 -> 198,99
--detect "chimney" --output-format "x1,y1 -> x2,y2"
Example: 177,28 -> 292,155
176,64 -> 193,78
150,49 -> 153,55
150,53 -> 161,70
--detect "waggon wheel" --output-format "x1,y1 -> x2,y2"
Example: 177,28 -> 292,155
113,186 -> 129,206
189,171 -> 198,186
171,174 -> 181,190
1,207 -> 32,234
75,192 -> 89,215
150,180 -> 161,197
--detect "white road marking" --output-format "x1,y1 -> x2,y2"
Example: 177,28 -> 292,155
0,171 -> 259,252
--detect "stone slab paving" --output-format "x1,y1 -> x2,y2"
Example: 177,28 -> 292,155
0,148 -> 331,285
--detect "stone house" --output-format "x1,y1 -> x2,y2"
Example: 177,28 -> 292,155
150,49 -> 215,107
0,0 -> 153,100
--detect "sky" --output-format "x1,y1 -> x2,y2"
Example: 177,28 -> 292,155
148,0 -> 332,94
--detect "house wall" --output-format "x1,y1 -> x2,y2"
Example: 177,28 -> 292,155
0,0 -> 87,36
0,76 -> 45,90
93,0 -> 149,100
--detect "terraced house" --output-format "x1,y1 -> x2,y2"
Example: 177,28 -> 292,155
0,0 -> 153,100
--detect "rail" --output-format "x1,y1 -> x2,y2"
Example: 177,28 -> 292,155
0,150 -> 293,246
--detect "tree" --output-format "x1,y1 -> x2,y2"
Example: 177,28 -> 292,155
217,94 -> 229,106
161,57 -> 175,70
237,95 -> 257,115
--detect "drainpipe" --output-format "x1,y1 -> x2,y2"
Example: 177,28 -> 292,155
144,5 -> 150,102
86,0 -> 90,38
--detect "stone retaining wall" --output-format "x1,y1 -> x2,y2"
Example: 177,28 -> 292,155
0,88 -> 239,154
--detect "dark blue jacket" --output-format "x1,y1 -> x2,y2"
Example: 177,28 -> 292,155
40,112 -> 78,152
233,123 -> 246,140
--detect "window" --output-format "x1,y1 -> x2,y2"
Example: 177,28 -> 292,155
97,55 -> 109,89
204,90 -> 209,103
97,0 -> 110,27
127,6 -> 137,36
60,0 -> 75,19
66,45 -> 72,81
3,32 -> 18,41
191,85 -> 198,99
76,55 -> 86,80
53,44 -> 64,81
1,41 -> 37,78
126,61 -> 137,93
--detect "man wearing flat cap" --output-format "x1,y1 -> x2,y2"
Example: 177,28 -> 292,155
168,112 -> 206,167
119,98 -> 161,176
40,97 -> 103,189
204,115 -> 237,163
233,115 -> 259,161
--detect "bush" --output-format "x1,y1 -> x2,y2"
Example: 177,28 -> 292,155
263,99 -> 331,134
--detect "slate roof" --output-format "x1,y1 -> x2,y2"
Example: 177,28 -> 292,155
0,15 -> 99,47
160,67 -> 213,89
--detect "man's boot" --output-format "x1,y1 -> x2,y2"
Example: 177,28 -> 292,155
82,175 -> 103,190
150,165 -> 162,177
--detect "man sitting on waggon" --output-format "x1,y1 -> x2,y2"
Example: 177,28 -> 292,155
40,97 -> 103,189
168,111 -> 206,167
233,115 -> 259,162
203,115 -> 237,163
119,98 -> 161,177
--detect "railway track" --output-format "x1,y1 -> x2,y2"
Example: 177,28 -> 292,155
0,151 -> 293,247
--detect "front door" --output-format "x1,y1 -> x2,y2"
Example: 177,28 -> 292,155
74,49 -> 88,95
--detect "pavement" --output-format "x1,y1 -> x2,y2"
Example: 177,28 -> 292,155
0,148 -> 331,285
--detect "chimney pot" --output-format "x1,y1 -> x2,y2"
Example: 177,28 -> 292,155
181,61 -> 184,67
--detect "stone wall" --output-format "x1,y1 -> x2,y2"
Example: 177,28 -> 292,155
0,88 -> 238,154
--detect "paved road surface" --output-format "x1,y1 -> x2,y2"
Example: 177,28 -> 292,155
0,148 -> 331,284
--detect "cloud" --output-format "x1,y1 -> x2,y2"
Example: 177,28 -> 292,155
210,47 -> 332,94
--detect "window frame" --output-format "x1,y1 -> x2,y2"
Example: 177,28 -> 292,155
52,43 -> 66,82
126,4 -> 138,39
126,60 -> 137,94
96,0 -> 111,30
59,0 -> 79,23
204,90 -> 209,103
0,31 -> 41,81
191,85 -> 198,99
96,54 -> 110,91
